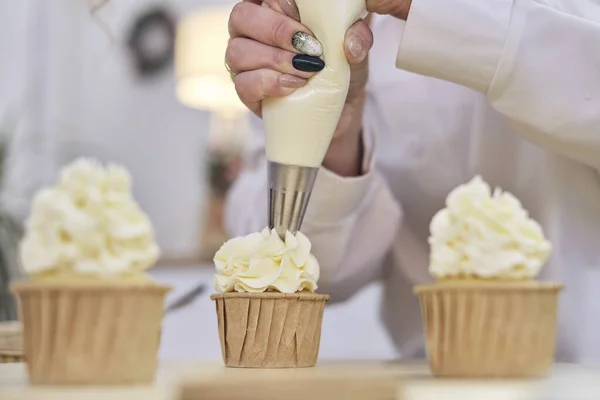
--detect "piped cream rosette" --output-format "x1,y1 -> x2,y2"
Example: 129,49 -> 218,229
214,228 -> 319,294
20,158 -> 160,281
428,176 -> 551,281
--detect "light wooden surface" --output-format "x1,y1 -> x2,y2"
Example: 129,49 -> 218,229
1,361 -> 600,400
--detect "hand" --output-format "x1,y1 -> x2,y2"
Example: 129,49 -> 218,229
226,0 -> 374,177
366,0 -> 412,20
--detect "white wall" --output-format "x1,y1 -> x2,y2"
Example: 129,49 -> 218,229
0,0 -> 238,260
76,0 -> 210,259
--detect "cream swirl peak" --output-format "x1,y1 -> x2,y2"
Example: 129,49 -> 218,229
429,176 -> 551,280
214,228 -> 319,293
20,158 -> 160,278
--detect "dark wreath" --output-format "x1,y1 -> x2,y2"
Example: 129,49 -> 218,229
127,8 -> 176,77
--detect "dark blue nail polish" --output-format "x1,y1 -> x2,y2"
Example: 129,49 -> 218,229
292,55 -> 325,73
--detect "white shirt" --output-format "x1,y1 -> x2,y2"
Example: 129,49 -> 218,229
225,0 -> 600,363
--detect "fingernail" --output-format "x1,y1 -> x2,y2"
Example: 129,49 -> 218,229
280,75 -> 307,88
292,32 -> 323,57
292,55 -> 325,72
281,0 -> 300,21
347,33 -> 366,61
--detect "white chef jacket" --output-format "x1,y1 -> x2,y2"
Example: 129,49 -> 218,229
225,0 -> 600,363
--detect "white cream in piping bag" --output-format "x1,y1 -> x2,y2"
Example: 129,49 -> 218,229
20,158 -> 160,280
429,176 -> 552,280
214,228 -> 319,293
263,0 -> 367,167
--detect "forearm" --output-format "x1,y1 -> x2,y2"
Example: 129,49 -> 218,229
322,91 -> 366,177
322,129 -> 364,178
226,161 -> 402,300
225,115 -> 401,300
396,0 -> 600,169
301,167 -> 402,300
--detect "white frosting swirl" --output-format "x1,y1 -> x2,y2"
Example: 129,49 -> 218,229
429,176 -> 551,279
214,228 -> 319,293
20,158 -> 160,278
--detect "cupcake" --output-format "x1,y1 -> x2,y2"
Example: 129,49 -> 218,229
414,176 -> 562,378
211,228 -> 328,368
0,321 -> 23,363
12,158 -> 170,385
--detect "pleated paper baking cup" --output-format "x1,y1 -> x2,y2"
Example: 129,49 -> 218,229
414,281 -> 563,378
211,292 -> 329,368
0,320 -> 23,363
0,320 -> 22,352
12,282 -> 170,385
0,350 -> 24,363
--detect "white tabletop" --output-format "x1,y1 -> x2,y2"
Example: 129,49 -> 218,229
1,361 -> 600,400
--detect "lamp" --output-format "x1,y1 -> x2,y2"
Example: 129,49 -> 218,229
175,7 -> 245,116
175,6 -> 249,154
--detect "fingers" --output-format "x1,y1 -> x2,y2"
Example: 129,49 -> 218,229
257,0 -> 301,22
229,2 -> 322,56
228,1 -> 372,119
233,69 -> 307,116
259,0 -> 283,13
344,19 -> 374,65
278,0 -> 301,21
227,1 -> 326,117
226,38 -> 320,78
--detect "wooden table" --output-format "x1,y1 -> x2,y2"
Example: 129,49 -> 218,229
1,361 -> 599,399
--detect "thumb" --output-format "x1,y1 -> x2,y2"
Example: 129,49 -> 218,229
344,19 -> 373,96
344,19 -> 373,65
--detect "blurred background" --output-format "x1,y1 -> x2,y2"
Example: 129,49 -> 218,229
0,0 -> 396,362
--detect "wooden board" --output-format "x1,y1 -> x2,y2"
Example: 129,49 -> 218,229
178,361 -> 414,400
1,361 -> 600,400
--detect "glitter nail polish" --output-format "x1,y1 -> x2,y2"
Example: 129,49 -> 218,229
292,32 -> 323,57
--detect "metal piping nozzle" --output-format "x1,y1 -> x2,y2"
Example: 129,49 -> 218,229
268,161 -> 319,240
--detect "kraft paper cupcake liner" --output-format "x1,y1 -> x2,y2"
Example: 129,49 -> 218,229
1,355 -> 23,363
0,321 -> 23,363
12,282 -> 170,385
0,320 -> 22,348
0,350 -> 24,363
0,349 -> 25,364
414,281 -> 563,378
211,292 -> 329,368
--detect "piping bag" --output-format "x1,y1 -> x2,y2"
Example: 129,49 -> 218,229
264,0 -> 367,239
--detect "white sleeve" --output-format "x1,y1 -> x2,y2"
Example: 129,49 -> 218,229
225,114 -> 402,301
396,0 -> 600,170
